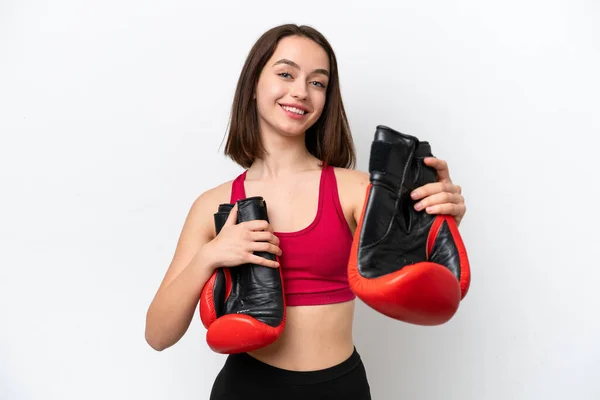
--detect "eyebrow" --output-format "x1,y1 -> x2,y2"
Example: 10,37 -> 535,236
272,59 -> 330,78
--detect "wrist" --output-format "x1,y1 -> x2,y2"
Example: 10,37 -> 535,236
197,242 -> 218,273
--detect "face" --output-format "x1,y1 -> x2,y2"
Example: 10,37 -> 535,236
254,35 -> 330,138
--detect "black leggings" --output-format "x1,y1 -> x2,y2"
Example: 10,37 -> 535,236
209,347 -> 372,400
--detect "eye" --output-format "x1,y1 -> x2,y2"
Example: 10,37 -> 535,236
278,72 -> 292,79
310,81 -> 326,88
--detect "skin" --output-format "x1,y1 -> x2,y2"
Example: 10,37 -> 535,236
144,35 -> 466,371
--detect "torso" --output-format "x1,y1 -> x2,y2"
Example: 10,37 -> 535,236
207,162 -> 369,371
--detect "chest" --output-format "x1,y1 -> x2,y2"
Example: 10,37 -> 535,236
243,172 -> 322,234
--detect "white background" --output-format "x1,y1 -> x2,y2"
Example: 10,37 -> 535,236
1,1 -> 599,399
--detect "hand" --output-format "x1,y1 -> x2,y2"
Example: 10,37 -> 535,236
205,204 -> 282,269
410,157 -> 467,226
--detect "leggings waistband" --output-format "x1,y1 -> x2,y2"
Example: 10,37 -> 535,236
222,347 -> 362,386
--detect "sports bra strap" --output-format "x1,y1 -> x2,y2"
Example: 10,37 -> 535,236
230,170 -> 248,204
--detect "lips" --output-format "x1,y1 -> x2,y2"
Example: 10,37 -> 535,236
278,104 -> 307,120
281,106 -> 305,115
279,103 -> 309,115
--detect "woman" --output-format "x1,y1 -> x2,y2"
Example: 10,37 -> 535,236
145,24 -> 467,399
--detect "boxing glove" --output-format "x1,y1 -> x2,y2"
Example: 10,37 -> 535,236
348,125 -> 470,326
199,203 -> 234,330
205,196 -> 286,354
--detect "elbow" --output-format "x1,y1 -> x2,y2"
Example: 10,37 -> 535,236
145,314 -> 170,351
146,338 -> 163,352
145,329 -> 168,352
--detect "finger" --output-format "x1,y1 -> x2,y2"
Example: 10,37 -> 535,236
423,157 -> 452,183
249,241 -> 282,257
224,203 -> 238,226
241,219 -> 271,232
414,192 -> 463,212
250,231 -> 280,246
411,181 -> 460,200
246,253 -> 280,268
424,202 -> 465,217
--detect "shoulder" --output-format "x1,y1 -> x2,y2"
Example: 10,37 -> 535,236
191,179 -> 234,214
184,179 -> 235,237
331,167 -> 370,218
332,167 -> 370,192
195,179 -> 234,206
154,178 -> 237,293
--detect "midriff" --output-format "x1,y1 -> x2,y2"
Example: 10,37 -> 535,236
247,299 -> 356,371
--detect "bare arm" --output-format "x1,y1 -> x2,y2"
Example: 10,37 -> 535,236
145,191 -> 220,351
351,172 -> 370,228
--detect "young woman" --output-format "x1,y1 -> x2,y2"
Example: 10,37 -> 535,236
145,24 -> 467,399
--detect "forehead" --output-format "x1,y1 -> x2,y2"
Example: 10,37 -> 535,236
269,36 -> 330,71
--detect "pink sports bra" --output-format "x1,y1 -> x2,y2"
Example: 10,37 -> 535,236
230,164 -> 356,306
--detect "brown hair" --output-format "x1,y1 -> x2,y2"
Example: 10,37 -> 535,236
223,24 -> 356,169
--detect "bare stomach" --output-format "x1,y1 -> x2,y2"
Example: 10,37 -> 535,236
247,300 -> 356,371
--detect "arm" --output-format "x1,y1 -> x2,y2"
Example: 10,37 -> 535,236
331,168 -> 370,233
351,172 -> 370,228
144,191 -> 220,351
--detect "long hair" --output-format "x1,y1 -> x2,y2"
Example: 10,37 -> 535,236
224,24 -> 356,169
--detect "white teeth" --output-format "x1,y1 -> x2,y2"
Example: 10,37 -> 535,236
282,105 -> 306,115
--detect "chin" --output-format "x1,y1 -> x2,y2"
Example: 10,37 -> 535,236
273,120 -> 309,137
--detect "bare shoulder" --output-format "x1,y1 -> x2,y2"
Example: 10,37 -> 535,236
332,167 -> 370,224
332,167 -> 370,194
186,179 -> 235,236
154,178 -> 235,291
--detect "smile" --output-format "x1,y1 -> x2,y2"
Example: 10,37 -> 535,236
280,105 -> 307,115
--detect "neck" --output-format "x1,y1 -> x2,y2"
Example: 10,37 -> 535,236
248,128 -> 320,179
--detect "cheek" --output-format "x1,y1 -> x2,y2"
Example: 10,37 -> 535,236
257,78 -> 286,103
256,83 -> 280,116
310,93 -> 327,119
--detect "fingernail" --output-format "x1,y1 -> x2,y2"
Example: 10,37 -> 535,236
411,191 -> 419,199
414,202 -> 423,211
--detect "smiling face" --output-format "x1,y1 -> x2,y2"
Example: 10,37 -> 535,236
254,35 -> 331,139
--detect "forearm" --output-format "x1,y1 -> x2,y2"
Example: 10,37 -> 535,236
145,250 -> 216,351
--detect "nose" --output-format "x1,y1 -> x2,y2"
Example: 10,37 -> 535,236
290,80 -> 308,100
